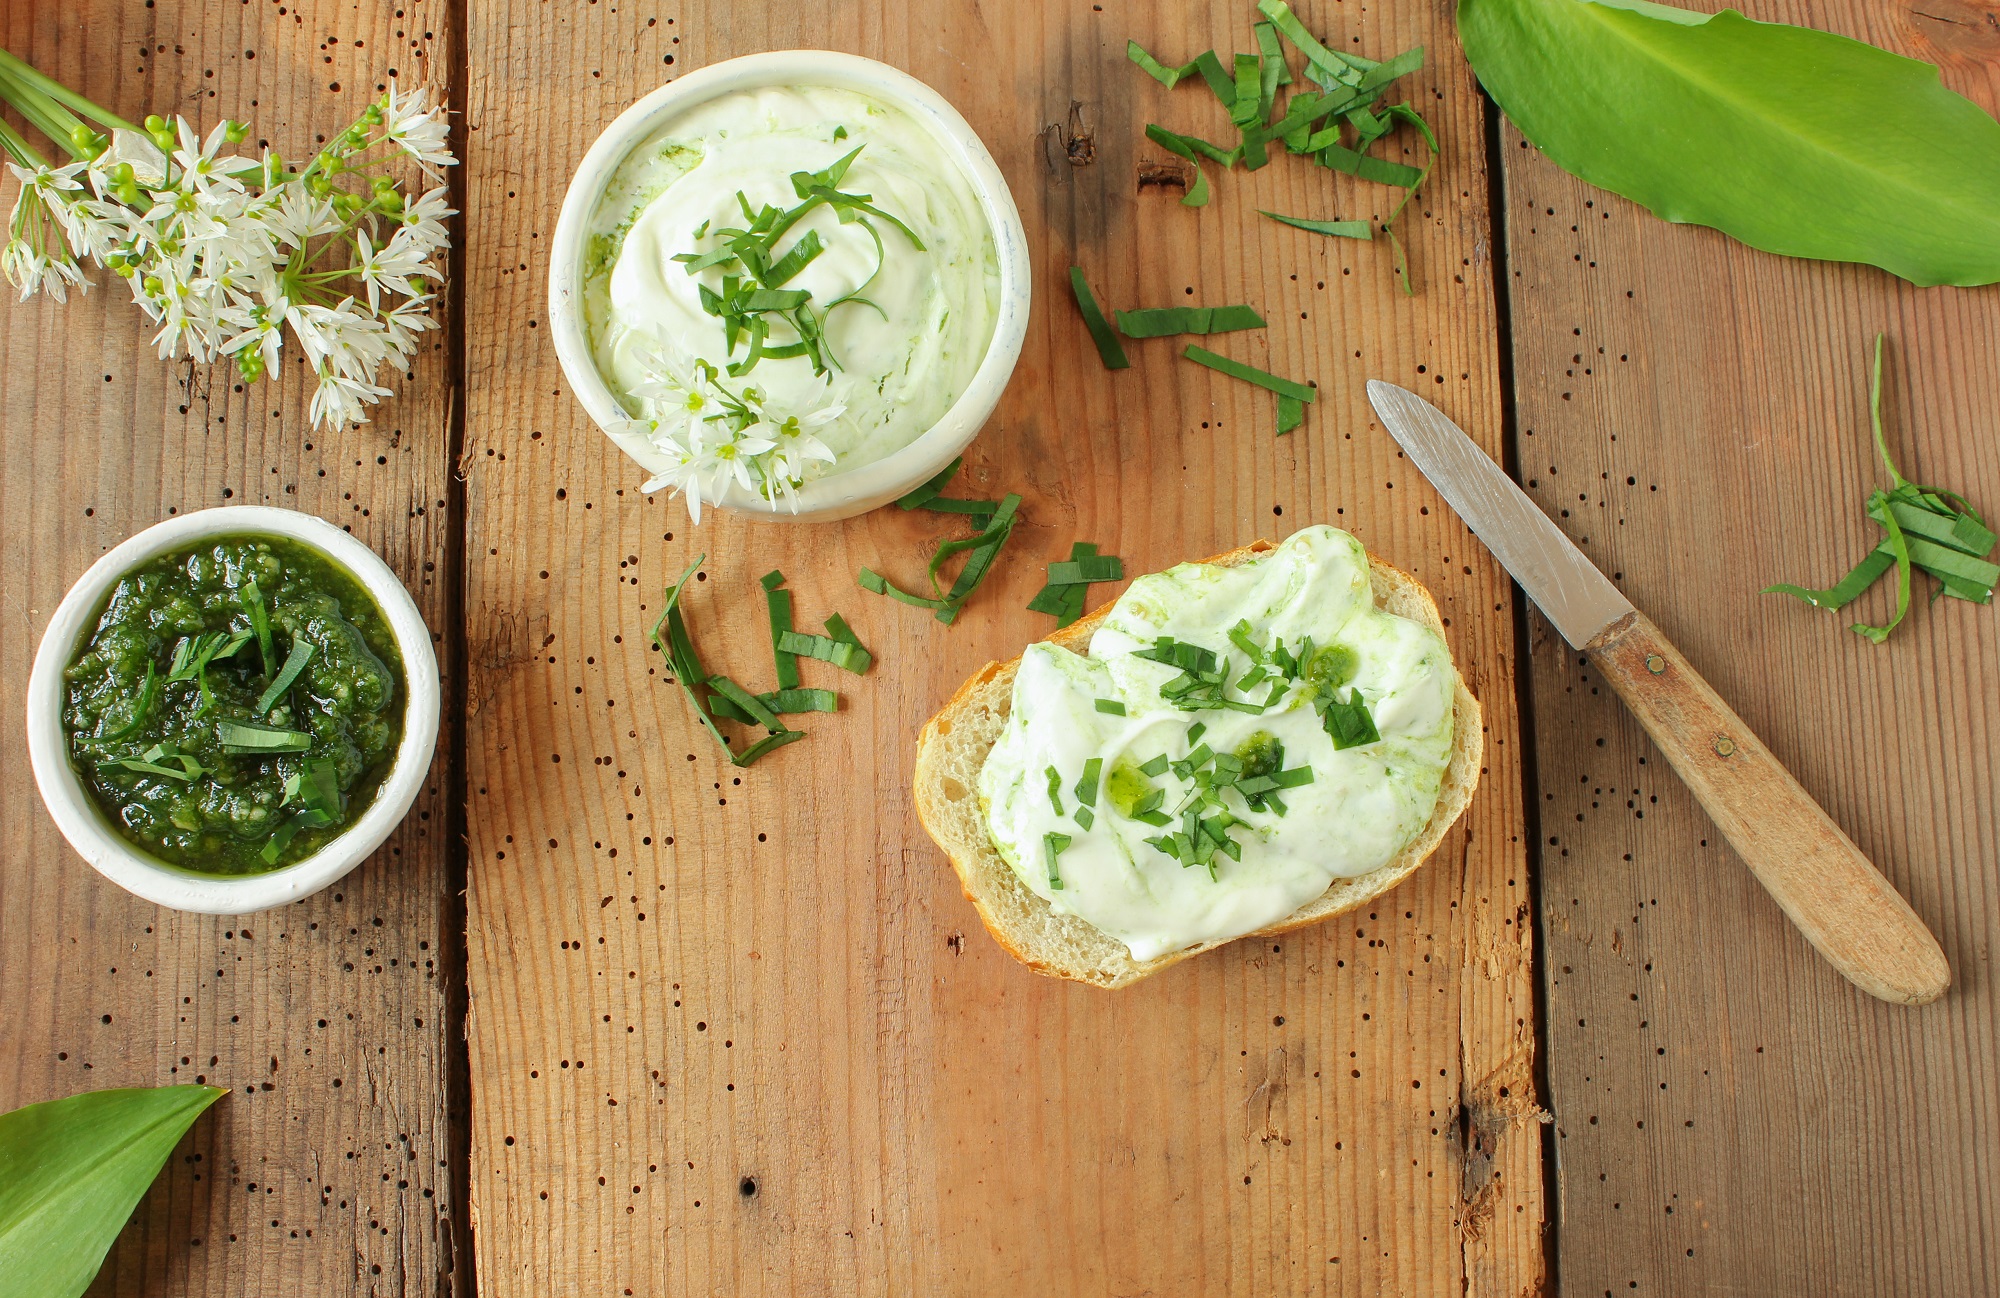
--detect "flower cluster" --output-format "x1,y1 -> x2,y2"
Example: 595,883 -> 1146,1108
1,84 -> 455,428
620,340 -> 842,522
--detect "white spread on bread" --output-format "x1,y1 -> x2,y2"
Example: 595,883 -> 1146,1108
977,526 -> 1458,961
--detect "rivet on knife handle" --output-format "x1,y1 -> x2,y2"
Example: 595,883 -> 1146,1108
1587,611 -> 1950,1006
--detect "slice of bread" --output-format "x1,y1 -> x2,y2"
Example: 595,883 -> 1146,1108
913,538 -> 1483,988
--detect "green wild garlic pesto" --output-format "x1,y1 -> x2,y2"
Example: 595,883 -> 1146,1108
63,536 -> 405,875
978,526 -> 1458,961
583,85 -> 1000,514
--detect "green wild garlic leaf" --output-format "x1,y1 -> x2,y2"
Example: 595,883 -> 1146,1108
1458,0 -> 2000,286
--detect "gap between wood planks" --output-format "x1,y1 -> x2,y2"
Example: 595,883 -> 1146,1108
1475,71 -> 1563,1296
441,0 -> 477,1292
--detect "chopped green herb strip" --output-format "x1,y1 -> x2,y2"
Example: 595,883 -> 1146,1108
1069,267 -> 1130,369
765,581 -> 801,691
1256,0 -> 1346,79
897,456 -> 962,509
98,741 -> 205,783
1025,581 -> 1077,618
1029,541 -> 1124,627
759,569 -> 786,592
217,720 -> 313,754
241,580 -> 276,677
733,729 -> 807,765
1141,125 -> 1214,206
1045,830 -> 1072,890
1074,807 -> 1096,830
1114,305 -> 1267,338
1045,765 -> 1066,815
1259,209 -> 1373,239
1230,51 -> 1262,127
1127,38 -> 1204,88
1766,335 -> 1996,637
918,493 -> 1021,622
1353,46 -> 1424,95
1315,140 -> 1424,187
89,661 -> 161,744
1186,722 -> 1207,744
1320,689 -> 1379,749
1095,698 -> 1127,716
284,758 -> 343,825
1046,554 -> 1125,585
1275,395 -> 1306,435
708,674 -> 785,733
261,817 -> 302,864
254,638 -> 315,716
859,566 -> 947,610
1137,753 -> 1169,779
1075,756 -> 1104,808
776,629 -> 873,675
1182,344 -> 1317,403
761,688 -> 839,714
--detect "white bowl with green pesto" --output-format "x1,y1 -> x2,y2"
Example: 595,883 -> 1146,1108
549,52 -> 1030,523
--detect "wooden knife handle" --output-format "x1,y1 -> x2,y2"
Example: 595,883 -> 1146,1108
1585,611 -> 1949,1005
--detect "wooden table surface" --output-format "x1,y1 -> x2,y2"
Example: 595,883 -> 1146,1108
0,1 -> 1992,1295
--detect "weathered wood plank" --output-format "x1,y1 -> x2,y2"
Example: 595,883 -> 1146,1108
462,0 -> 1540,1292
1500,2 -> 2000,1292
0,2 -> 463,1294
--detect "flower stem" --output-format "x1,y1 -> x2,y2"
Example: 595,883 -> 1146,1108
0,63 -> 86,159
0,48 -> 136,133
0,117 -> 47,168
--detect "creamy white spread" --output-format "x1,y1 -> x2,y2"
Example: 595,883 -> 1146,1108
977,526 -> 1459,961
582,85 -> 1000,492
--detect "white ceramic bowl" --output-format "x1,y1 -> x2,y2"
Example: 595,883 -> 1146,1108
547,50 -> 1032,523
25,507 -> 442,915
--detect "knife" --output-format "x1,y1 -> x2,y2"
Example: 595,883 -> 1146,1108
1367,381 -> 1949,1006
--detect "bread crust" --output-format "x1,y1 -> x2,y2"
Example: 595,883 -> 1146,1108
913,539 -> 1483,988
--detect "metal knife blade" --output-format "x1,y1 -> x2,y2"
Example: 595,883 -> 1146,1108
1367,381 -> 1634,649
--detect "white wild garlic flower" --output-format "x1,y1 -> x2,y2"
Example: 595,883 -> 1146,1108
1,85 -> 457,429
624,340 -> 847,523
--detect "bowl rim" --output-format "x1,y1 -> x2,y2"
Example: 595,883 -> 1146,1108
24,506 -> 442,915
546,49 -> 1032,523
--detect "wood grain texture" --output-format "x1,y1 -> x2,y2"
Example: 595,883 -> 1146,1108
460,0 -> 1542,1293
1499,0 -> 2000,1292
1586,611 -> 1949,1005
0,2 -> 464,1294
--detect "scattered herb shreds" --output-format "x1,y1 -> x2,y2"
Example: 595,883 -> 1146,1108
651,556 -> 870,767
1766,335 -> 1996,641
1130,1 -> 1437,289
864,472 -> 1023,625
674,143 -> 923,380
1029,541 -> 1125,627
1069,267 -> 1130,369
